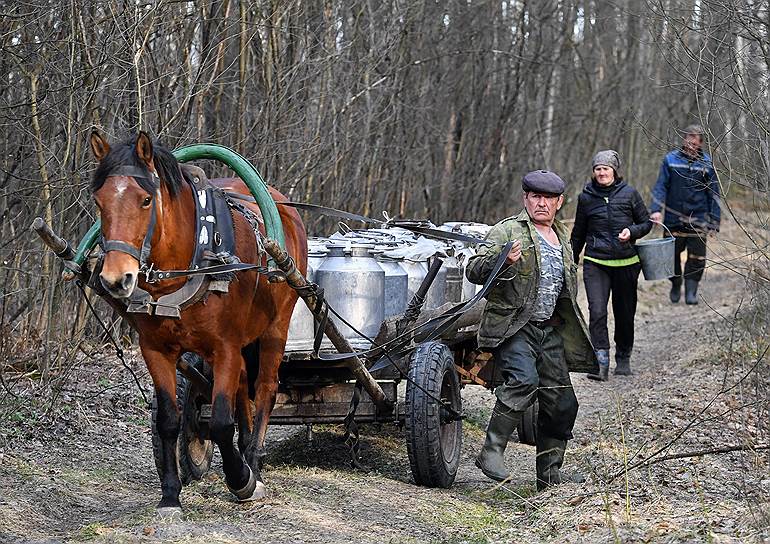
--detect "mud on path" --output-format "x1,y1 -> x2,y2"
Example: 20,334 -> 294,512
1,215 -> 769,543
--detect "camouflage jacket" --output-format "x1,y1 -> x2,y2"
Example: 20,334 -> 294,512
466,210 -> 598,373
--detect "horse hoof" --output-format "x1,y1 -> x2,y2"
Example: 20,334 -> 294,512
228,465 -> 257,501
238,480 -> 267,503
155,507 -> 184,521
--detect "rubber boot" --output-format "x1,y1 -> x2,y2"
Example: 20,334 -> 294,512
587,349 -> 609,382
535,435 -> 585,491
475,400 -> 522,482
614,351 -> 632,376
669,277 -> 682,303
685,279 -> 699,305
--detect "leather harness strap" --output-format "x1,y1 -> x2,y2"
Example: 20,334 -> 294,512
95,163 -> 270,317
99,166 -> 160,268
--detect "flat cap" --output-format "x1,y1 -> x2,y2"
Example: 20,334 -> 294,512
522,170 -> 565,195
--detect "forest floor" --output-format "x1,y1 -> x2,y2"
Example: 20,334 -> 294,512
1,212 -> 769,543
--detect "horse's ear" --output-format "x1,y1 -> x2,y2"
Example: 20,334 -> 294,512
89,129 -> 110,161
135,131 -> 154,166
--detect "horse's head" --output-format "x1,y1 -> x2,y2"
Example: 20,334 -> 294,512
89,130 -> 166,299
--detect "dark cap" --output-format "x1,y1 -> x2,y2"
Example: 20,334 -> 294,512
522,170 -> 565,195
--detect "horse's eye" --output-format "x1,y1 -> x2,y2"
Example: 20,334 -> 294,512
142,196 -> 152,208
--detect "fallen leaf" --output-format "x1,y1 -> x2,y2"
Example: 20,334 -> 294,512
566,495 -> 585,506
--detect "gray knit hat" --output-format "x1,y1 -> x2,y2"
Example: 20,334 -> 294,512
592,149 -> 621,175
683,124 -> 706,141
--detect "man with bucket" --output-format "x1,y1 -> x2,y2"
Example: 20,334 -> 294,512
650,125 -> 721,304
466,170 -> 596,490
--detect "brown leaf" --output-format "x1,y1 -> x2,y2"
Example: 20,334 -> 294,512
566,495 -> 585,506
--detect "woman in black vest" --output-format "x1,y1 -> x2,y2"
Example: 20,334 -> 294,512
570,150 -> 652,380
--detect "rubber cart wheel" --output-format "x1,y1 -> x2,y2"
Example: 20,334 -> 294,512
405,341 -> 462,488
152,354 -> 214,485
516,399 -> 539,446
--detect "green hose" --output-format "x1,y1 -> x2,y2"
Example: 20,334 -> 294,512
173,144 -> 285,249
70,144 -> 285,268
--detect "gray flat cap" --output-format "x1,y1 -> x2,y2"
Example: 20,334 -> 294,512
592,149 -> 621,173
522,170 -> 565,195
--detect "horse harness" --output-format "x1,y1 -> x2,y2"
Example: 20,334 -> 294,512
90,164 -> 280,318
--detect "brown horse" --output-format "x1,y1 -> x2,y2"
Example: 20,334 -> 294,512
89,131 -> 307,516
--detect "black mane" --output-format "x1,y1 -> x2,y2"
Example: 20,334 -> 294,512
91,135 -> 187,196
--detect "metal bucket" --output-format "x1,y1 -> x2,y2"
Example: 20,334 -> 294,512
635,226 -> 675,281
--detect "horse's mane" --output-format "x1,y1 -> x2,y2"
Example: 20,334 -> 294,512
91,135 -> 188,196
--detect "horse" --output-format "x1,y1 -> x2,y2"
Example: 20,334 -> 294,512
88,130 -> 307,517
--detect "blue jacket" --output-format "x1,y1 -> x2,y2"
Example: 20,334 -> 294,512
650,149 -> 721,231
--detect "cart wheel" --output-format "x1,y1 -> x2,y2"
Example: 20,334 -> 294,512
405,341 -> 462,488
516,399 -> 539,446
151,354 -> 214,485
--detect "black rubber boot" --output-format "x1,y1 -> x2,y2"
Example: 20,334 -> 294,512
614,351 -> 632,376
685,279 -> 699,305
587,349 -> 609,382
535,436 -> 585,491
669,277 -> 682,303
475,400 -> 522,482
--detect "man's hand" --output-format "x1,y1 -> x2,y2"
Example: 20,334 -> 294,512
506,239 -> 522,264
650,212 -> 662,223
618,228 -> 631,242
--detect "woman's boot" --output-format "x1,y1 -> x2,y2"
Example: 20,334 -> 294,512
475,400 -> 523,482
587,349 -> 610,381
670,277 -> 682,303
614,350 -> 632,376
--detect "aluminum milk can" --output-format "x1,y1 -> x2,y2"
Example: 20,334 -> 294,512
314,244 -> 385,348
401,259 -> 427,303
284,248 -> 325,352
443,255 -> 463,304
424,256 -> 447,309
373,253 -> 409,318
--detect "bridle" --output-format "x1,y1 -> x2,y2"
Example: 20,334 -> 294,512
97,165 -> 160,277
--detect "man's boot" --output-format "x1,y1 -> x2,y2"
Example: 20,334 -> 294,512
685,279 -> 699,305
535,435 -> 585,491
614,350 -> 632,376
475,400 -> 522,482
587,349 -> 609,382
669,277 -> 682,303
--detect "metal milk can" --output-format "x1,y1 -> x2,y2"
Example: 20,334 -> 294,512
373,252 -> 409,318
314,244 -> 385,348
443,255 -> 463,304
285,247 -> 327,352
424,256 -> 448,310
401,259 -> 427,302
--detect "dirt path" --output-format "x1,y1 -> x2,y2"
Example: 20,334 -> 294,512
1,216 -> 768,543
